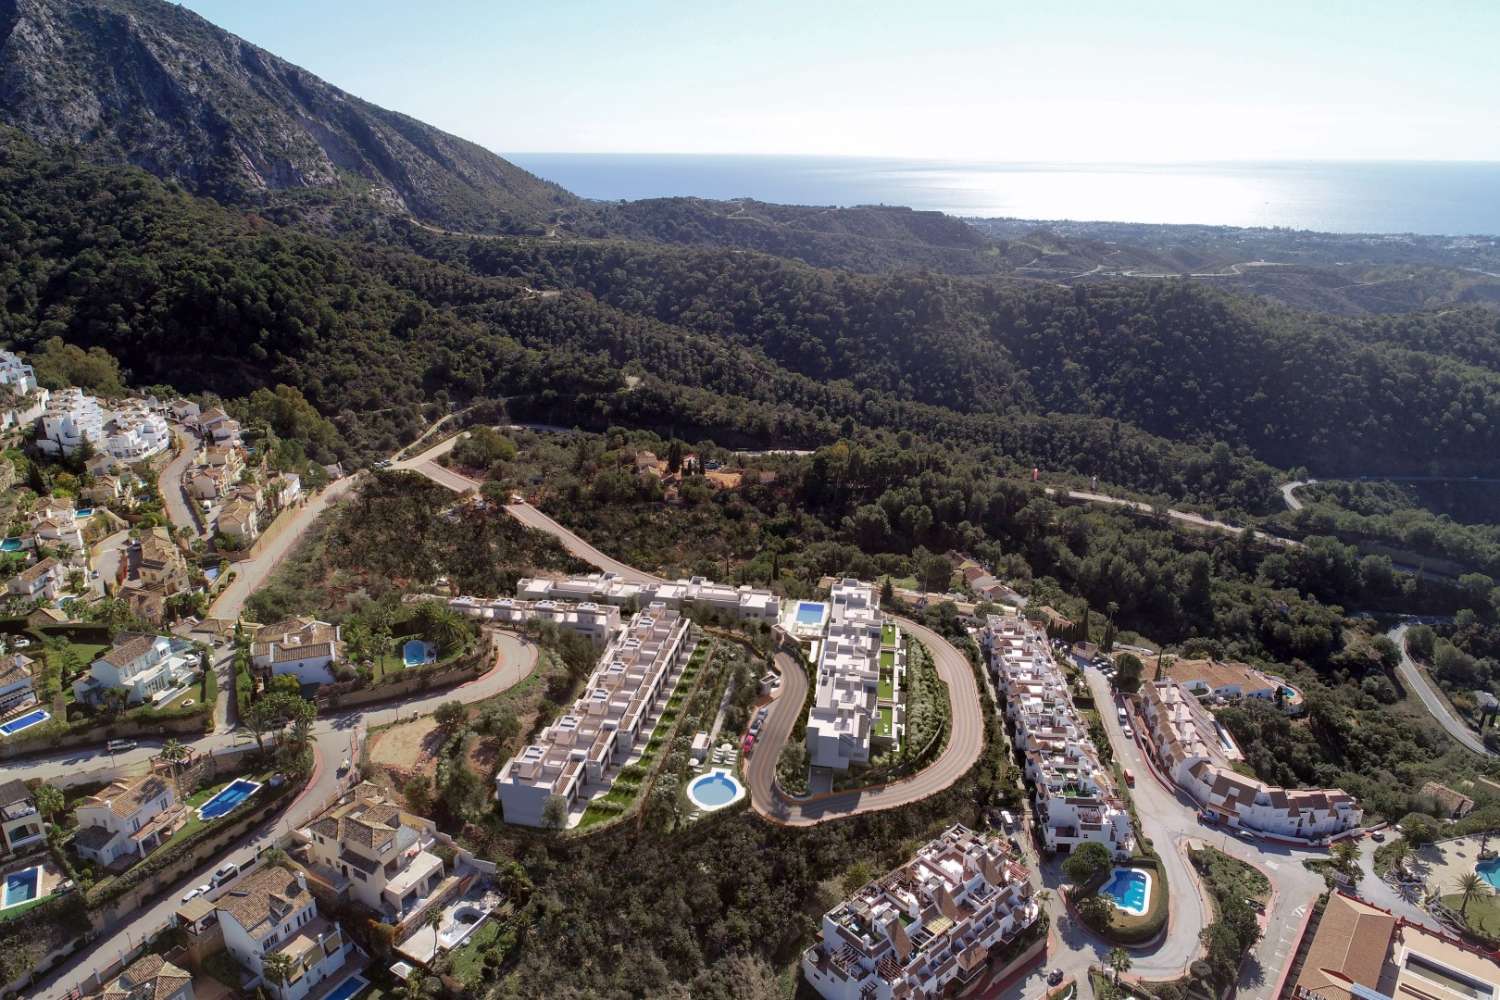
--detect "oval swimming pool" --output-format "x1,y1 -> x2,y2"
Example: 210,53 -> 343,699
688,770 -> 744,811
1100,866 -> 1152,916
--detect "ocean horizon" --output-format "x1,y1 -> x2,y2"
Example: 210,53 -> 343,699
505,154 -> 1500,237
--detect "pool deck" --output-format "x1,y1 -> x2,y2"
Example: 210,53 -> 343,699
1414,835 -> 1498,901
1,860 -> 65,910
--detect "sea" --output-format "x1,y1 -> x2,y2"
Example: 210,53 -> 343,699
505,154 -> 1500,236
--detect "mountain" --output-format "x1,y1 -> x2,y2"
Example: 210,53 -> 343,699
0,0 -> 576,233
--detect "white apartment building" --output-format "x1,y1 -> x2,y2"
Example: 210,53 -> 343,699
496,603 -> 693,827
1139,679 -> 1361,840
302,783 -> 445,921
216,865 -> 355,1000
104,398 -> 170,462
250,617 -> 343,685
0,350 -> 48,432
0,652 -> 37,716
984,615 -> 1133,857
801,824 -> 1041,1000
37,387 -> 106,456
72,771 -> 183,868
805,580 -> 900,771
74,633 -> 196,705
449,595 -> 621,646
0,350 -> 37,395
516,572 -> 780,623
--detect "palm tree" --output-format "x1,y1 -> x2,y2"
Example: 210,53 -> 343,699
261,951 -> 297,994
429,608 -> 470,657
427,905 -> 444,954
1456,872 -> 1487,918
159,739 -> 191,799
1387,839 -> 1410,874
32,783 -> 64,824
1108,946 -> 1132,984
1035,889 -> 1053,908
1333,839 -> 1361,876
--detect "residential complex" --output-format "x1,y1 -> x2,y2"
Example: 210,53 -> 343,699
216,864 -> 356,1000
801,824 -> 1040,1000
36,388 -> 169,461
803,579 -> 903,771
517,572 -> 780,623
1158,656 -> 1305,714
251,617 -> 344,685
1139,678 -> 1361,840
1290,891 -> 1500,1000
121,526 -> 192,625
0,778 -> 45,856
74,633 -> 196,705
984,615 -> 1133,857
495,602 -> 693,826
450,594 -> 621,645
72,771 -> 182,869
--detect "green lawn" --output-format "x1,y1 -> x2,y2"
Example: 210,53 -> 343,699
445,915 -> 515,989
1445,891 -> 1500,938
881,623 -> 899,647
878,676 -> 894,700
879,649 -> 895,669
875,705 -> 894,739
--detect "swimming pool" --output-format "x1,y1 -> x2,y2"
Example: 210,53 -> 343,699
403,638 -> 436,667
320,974 -> 369,1000
1,866 -> 40,909
1478,859 -> 1500,891
0,538 -> 21,552
0,709 -> 50,736
1100,866 -> 1152,916
196,778 -> 262,820
795,602 -> 826,627
688,769 -> 745,811
75,508 -> 94,518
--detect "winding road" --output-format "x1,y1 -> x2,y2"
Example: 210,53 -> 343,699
23,631 -> 539,999
1046,487 -> 1299,549
1389,622 -> 1493,757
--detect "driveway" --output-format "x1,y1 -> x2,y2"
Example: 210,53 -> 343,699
1388,623 -> 1491,756
27,631 -> 538,999
746,617 -> 984,825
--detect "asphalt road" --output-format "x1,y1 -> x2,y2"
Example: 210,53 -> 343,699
1280,479 -> 1312,511
27,630 -> 538,999
746,617 -> 984,825
743,650 -> 808,821
1389,622 -> 1493,756
1048,487 -> 1300,549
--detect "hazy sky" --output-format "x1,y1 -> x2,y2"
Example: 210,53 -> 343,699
179,0 -> 1500,162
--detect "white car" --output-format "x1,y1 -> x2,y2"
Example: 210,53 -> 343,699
180,884 -> 210,903
1122,725 -> 1134,739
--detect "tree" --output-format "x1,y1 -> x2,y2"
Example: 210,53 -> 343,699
1399,812 -> 1441,846
433,700 -> 468,731
1108,946 -> 1132,984
1456,872 -> 1487,917
1332,839 -> 1360,877
1062,841 -> 1113,887
261,951 -> 297,991
1114,653 -> 1144,693
427,904 -> 444,955
32,783 -> 63,823
541,793 -> 568,830
159,739 -> 191,799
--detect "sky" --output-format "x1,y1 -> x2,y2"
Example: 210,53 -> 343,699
177,0 -> 1500,162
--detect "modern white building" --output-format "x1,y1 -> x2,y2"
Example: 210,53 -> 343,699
496,603 -> 693,827
449,595 -> 621,646
302,783 -> 446,921
805,580 -> 901,770
801,824 -> 1041,1000
72,771 -> 183,868
0,778 -> 45,857
0,651 -> 37,716
28,499 -> 86,555
74,633 -> 196,705
36,387 -> 106,456
216,864 -> 356,1000
103,398 -> 170,462
250,617 -> 343,685
517,572 -> 780,623
0,350 -> 48,432
984,615 -> 1133,857
0,350 -> 38,395
1139,679 -> 1360,840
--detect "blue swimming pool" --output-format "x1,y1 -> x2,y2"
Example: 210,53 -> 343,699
403,638 -> 436,667
197,778 -> 262,820
0,709 -> 50,736
320,974 -> 369,1000
2,866 -> 40,908
1100,867 -> 1152,916
75,508 -> 94,518
0,538 -> 21,552
1479,859 -> 1500,891
688,770 -> 744,811
795,602 -> 826,627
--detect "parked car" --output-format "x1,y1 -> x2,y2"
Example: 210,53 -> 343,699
1122,725 -> 1134,739
1370,830 -> 1386,842
1235,829 -> 1257,842
1198,810 -> 1218,825
1048,969 -> 1065,986
180,884 -> 209,903
106,739 -> 137,754
211,862 -> 239,887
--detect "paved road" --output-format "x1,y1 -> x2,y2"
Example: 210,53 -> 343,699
1389,623 -> 1493,757
1048,487 -> 1300,549
743,649 -> 809,820
156,430 -> 201,538
746,617 -> 984,825
89,529 -> 132,588
206,474 -> 362,621
1280,480 -> 1312,511
28,630 -> 538,999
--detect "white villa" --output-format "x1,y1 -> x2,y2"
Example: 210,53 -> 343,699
0,350 -> 38,396
251,617 -> 343,685
805,580 -> 901,771
104,398 -> 170,462
74,633 -> 195,705
1139,679 -> 1361,840
72,771 -> 183,868
517,572 -> 780,623
496,603 -> 693,827
86,954 -> 196,1000
6,556 -> 64,601
0,350 -> 48,432
0,778 -> 44,857
984,615 -> 1133,857
216,865 -> 356,1000
28,499 -> 86,555
0,651 -> 37,716
195,407 -> 242,447
37,387 -> 106,456
302,783 -> 446,921
449,595 -> 621,646
801,825 -> 1041,1000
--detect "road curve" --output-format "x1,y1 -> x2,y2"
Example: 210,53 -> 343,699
744,649 -> 809,821
747,617 -> 985,825
28,631 -> 539,999
1281,479 -> 1312,511
1389,623 -> 1493,757
156,430 -> 200,538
